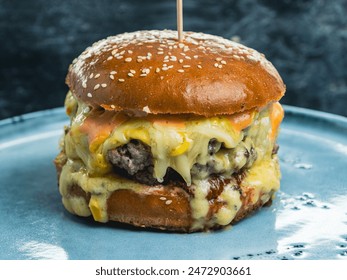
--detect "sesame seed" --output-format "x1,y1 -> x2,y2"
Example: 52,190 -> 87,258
185,56 -> 191,60
118,79 -> 125,82
155,68 -> 160,73
183,65 -> 191,68
94,84 -> 100,90
163,59 -> 169,63
160,197 -> 167,200
116,56 -> 123,60
162,67 -> 168,71
178,59 -> 184,63
130,69 -> 136,74
221,60 -> 227,65
110,75 -> 114,80
137,59 -> 143,63
128,50 -> 133,54
183,46 -> 189,52
197,65 -> 202,69
247,55 -> 258,63
165,200 -> 172,205
87,93 -> 92,98
157,51 -> 164,55
170,56 -> 177,61
125,57 -> 132,62
218,65 -> 223,69
143,106 -> 151,113
110,71 -> 117,75
164,55 -> 169,60
178,43 -> 185,48
216,57 -> 223,62
89,73 -> 94,79
107,56 -> 113,61
180,53 -> 186,56
120,50 -> 125,55
193,55 -> 198,59
173,45 -> 178,49
168,65 -> 173,69
111,50 -> 117,55
111,104 -> 116,109
94,73 -> 100,79
147,52 -> 152,57
157,47 -> 163,51
101,83 -> 107,87
214,63 -> 219,68
82,82 -> 87,88
140,74 -> 147,77
177,69 -> 184,73
128,73 -> 134,77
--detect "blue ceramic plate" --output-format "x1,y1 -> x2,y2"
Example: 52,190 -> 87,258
0,106 -> 347,260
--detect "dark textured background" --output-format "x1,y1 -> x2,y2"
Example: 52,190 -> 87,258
1,0 -> 347,119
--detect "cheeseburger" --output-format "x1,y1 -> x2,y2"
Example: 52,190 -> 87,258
55,30 -> 285,232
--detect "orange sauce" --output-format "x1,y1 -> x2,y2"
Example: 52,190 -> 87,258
226,110 -> 255,132
79,110 -> 129,151
269,102 -> 284,140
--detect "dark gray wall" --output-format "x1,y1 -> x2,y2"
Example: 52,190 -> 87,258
1,0 -> 347,119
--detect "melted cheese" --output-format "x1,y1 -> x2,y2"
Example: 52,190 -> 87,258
64,92 -> 259,185
61,93 -> 284,229
190,180 -> 211,230
214,184 -> 242,226
59,155 -> 280,230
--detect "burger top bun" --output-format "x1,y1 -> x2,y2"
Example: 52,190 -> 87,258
67,30 -> 285,117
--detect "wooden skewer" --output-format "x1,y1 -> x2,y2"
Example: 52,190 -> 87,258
177,0 -> 184,42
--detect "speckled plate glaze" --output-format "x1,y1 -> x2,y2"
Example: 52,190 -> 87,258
0,105 -> 347,260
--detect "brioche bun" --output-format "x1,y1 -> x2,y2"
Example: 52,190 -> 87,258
67,30 -> 285,116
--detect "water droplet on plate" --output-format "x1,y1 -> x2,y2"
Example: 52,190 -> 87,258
293,250 -> 303,257
339,251 -> 347,256
304,200 -> 316,207
265,250 -> 276,255
294,163 -> 313,170
302,192 -> 315,199
292,244 -> 305,248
